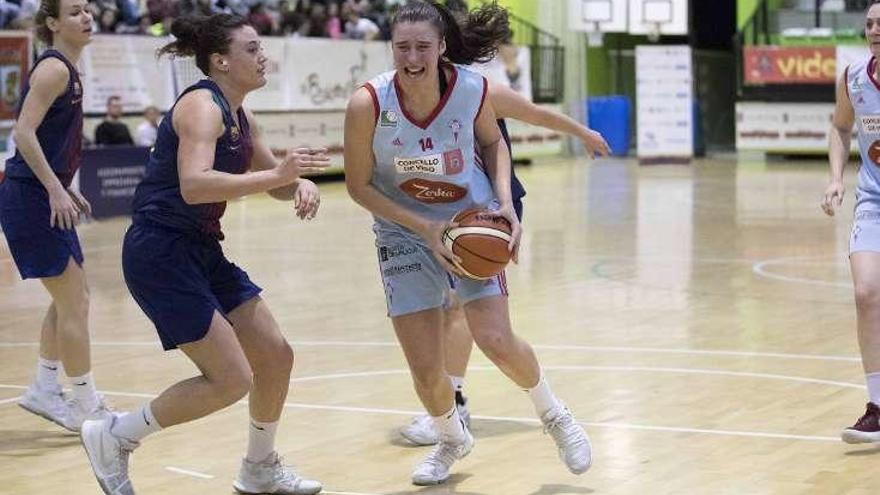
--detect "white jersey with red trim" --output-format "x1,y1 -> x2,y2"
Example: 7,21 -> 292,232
365,64 -> 495,234
848,56 -> 880,211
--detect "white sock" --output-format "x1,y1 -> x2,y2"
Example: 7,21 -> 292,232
111,403 -> 162,442
526,374 -> 561,417
69,372 -> 98,411
246,419 -> 279,463
36,358 -> 61,389
450,375 -> 465,393
867,372 -> 880,405
431,404 -> 466,444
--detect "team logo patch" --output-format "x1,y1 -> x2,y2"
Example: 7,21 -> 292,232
395,154 -> 443,175
380,110 -> 398,127
443,149 -> 464,175
230,125 -> 241,142
869,139 -> 880,166
400,178 -> 467,203
448,119 -> 462,144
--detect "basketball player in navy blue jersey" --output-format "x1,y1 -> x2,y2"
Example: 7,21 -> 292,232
79,14 -> 327,495
345,0 -> 591,485
0,0 -> 112,432
400,81 -> 611,445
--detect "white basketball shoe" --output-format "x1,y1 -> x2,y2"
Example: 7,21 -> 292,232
18,382 -> 70,430
233,452 -> 322,495
411,426 -> 474,485
541,404 -> 592,474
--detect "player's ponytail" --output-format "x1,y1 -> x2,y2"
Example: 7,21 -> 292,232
157,14 -> 249,76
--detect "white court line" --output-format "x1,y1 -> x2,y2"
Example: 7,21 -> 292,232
0,340 -> 862,362
752,256 -> 851,288
164,467 -> 214,479
0,361 -> 857,443
0,396 -> 21,406
287,365 -> 864,390
323,491 -> 383,495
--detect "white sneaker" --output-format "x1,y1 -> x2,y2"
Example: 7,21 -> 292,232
81,414 -> 138,495
65,395 -> 113,432
18,382 -> 71,431
411,427 -> 474,486
233,452 -> 322,495
400,398 -> 471,446
541,404 -> 592,474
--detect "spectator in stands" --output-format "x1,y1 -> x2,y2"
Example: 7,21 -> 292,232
135,105 -> 161,147
326,1 -> 342,38
248,3 -> 274,35
94,95 -> 133,145
97,6 -> 119,32
146,0 -> 177,25
0,2 -> 21,29
306,2 -> 328,37
179,0 -> 216,17
343,1 -> 379,40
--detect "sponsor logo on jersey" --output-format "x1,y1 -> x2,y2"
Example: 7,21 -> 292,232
392,137 -> 404,147
395,153 -> 443,175
400,178 -> 467,203
380,110 -> 398,127
443,149 -> 464,175
861,116 -> 880,136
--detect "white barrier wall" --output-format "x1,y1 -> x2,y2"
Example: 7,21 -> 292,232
74,35 -> 560,162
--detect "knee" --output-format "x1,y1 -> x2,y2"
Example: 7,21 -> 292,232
218,365 -> 253,404
855,283 -> 880,312
55,288 -> 89,321
252,341 -> 294,380
273,341 -> 294,376
473,330 -> 510,361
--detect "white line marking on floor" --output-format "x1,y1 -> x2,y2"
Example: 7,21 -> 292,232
164,467 -> 215,479
0,340 -> 861,362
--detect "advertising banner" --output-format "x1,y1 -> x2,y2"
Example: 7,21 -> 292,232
743,46 -> 836,85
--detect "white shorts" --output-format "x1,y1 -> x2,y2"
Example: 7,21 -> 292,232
374,229 -> 508,317
851,209 -> 880,254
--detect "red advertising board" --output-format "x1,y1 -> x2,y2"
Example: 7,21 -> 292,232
0,32 -> 31,122
743,46 -> 836,85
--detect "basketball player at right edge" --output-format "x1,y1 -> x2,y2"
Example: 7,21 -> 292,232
823,0 -> 880,444
344,0 -> 591,485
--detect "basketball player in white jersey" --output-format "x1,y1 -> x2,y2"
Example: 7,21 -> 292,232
400,82 -> 611,445
345,0 -> 591,486
823,0 -> 880,444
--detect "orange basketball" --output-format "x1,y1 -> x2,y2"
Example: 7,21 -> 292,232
442,208 -> 513,280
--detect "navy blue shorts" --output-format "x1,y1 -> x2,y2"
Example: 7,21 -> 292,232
0,178 -> 83,279
122,222 -> 262,351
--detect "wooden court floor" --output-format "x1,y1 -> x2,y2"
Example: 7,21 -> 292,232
0,154 -> 875,494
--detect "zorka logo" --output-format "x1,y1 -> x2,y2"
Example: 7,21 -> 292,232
400,178 -> 467,203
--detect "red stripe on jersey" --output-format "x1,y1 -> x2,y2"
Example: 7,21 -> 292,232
363,83 -> 380,125
393,64 -> 458,130
475,76 -> 488,125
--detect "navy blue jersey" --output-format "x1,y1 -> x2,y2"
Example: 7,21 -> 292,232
131,79 -> 253,240
496,119 -> 526,202
4,50 -> 83,188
